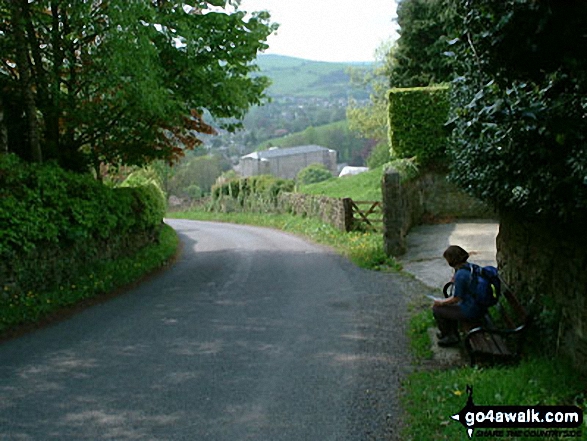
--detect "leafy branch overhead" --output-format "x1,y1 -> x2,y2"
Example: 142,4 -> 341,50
0,0 -> 277,172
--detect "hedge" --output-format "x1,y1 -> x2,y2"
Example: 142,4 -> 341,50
388,85 -> 450,166
211,175 -> 294,211
0,154 -> 166,326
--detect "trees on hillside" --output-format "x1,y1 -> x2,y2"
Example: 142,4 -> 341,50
0,1 -> 276,173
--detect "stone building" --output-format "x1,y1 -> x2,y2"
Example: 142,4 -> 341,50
238,145 -> 337,180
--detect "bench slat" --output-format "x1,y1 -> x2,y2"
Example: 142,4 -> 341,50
462,282 -> 528,365
469,333 -> 506,354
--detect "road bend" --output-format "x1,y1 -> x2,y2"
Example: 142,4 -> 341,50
0,219 -> 412,440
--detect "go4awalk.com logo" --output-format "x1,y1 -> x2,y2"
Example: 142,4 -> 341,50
451,386 -> 584,439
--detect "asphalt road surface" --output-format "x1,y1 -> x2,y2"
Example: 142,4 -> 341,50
0,219 -> 414,440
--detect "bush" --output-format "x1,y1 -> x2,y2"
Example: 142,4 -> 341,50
296,163 -> 333,185
366,141 -> 392,169
388,85 -> 450,167
0,154 -> 166,317
212,175 -> 294,202
447,0 -> 587,222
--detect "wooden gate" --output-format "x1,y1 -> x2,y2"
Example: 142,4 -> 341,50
346,199 -> 383,232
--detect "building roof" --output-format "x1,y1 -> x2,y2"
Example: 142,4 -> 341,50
242,145 -> 333,160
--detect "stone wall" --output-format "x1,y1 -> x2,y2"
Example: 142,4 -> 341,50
497,212 -> 587,372
277,193 -> 352,232
382,168 -> 495,256
211,191 -> 353,232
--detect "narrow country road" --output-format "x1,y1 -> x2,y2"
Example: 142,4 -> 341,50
0,219 -> 414,440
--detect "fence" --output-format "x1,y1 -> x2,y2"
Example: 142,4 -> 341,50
347,199 -> 383,232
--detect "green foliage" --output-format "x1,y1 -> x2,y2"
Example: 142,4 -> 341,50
0,154 -> 167,329
388,86 -> 450,166
408,308 -> 435,361
1,1 -> 276,170
347,40 -> 395,165
296,164 -> 333,185
211,175 -> 294,208
391,0 -> 459,87
403,357 -> 586,440
447,0 -> 587,221
166,155 -> 227,198
120,184 -> 166,233
366,142 -> 392,169
0,224 -> 178,335
386,158 -> 420,182
298,166 -> 384,201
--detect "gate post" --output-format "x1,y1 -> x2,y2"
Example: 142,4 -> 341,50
382,167 -> 406,256
342,198 -> 354,232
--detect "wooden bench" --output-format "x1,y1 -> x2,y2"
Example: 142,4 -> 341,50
443,277 -> 531,366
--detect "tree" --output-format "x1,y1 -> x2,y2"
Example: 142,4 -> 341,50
390,0 -> 459,87
0,1 -> 276,172
447,0 -> 587,222
167,155 -> 226,197
296,163 -> 333,185
347,41 -> 394,167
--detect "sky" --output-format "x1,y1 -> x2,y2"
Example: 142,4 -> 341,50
238,0 -> 399,63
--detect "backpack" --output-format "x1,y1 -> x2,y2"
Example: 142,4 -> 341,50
466,263 -> 501,307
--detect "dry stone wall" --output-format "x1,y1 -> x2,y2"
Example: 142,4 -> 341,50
211,192 -> 353,232
497,212 -> 587,372
382,167 -> 495,256
277,193 -> 352,232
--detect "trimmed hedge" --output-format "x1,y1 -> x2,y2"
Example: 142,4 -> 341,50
388,85 -> 450,166
0,154 -> 166,327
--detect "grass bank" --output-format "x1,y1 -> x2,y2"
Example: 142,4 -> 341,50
1,224 -> 179,339
404,308 -> 586,440
297,165 -> 384,201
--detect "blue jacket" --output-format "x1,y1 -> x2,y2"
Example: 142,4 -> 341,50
454,264 -> 487,320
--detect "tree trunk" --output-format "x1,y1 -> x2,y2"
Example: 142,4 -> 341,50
0,96 -> 8,154
12,1 -> 42,163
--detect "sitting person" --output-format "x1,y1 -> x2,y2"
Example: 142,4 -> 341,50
432,245 -> 488,347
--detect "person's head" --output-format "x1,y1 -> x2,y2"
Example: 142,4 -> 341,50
443,245 -> 469,268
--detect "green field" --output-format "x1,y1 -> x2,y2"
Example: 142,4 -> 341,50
256,54 -> 372,98
297,166 -> 384,201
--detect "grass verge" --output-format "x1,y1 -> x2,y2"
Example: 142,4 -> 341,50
167,208 -> 399,271
0,224 -> 179,339
403,302 -> 586,440
402,357 -> 586,441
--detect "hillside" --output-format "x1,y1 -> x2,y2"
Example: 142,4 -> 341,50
256,54 -> 373,99
298,166 -> 384,201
